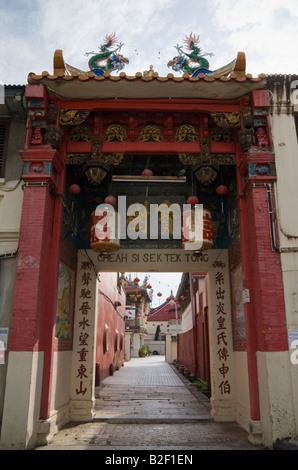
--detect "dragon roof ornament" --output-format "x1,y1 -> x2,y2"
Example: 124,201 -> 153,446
65,34 -> 129,76
168,33 -> 236,78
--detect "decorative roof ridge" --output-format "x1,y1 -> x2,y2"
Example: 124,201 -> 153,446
27,49 -> 266,85
28,70 -> 266,84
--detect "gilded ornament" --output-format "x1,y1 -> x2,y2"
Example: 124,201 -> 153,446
43,126 -> 62,148
138,125 -> 163,142
60,110 -> 90,126
69,125 -> 92,142
101,153 -> 124,166
178,153 -> 201,166
67,154 -> 90,165
175,124 -> 199,142
104,124 -> 128,142
210,112 -> 240,128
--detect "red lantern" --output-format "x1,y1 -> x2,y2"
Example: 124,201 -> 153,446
146,284 -> 152,289
187,195 -> 199,205
216,185 -> 228,195
69,184 -> 81,194
166,296 -> 171,302
142,169 -> 153,177
105,195 -> 117,205
180,295 -> 185,301
157,292 -> 162,297
134,277 -> 140,283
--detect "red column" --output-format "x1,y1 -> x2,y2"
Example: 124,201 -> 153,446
9,118 -> 65,420
237,93 -> 288,421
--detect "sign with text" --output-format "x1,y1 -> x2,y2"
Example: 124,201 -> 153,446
87,249 -> 223,272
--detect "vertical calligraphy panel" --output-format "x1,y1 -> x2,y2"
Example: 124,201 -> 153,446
207,250 -> 236,422
69,251 -> 98,421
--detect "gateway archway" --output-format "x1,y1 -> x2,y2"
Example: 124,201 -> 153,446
70,249 -> 236,425
0,47 -> 292,450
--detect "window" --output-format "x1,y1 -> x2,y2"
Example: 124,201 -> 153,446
0,122 -> 9,178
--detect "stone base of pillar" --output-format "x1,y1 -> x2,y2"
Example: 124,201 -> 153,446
248,419 -> 263,446
210,397 -> 237,422
36,403 -> 69,446
69,399 -> 95,422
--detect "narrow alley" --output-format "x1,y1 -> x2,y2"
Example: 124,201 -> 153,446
35,356 -> 263,451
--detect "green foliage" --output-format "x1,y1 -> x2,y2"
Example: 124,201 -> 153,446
138,345 -> 151,357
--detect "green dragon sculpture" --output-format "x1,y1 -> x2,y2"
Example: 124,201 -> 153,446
66,34 -> 129,76
168,33 -> 235,77
85,33 -> 129,75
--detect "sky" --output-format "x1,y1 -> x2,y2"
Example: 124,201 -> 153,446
1,0 -> 298,85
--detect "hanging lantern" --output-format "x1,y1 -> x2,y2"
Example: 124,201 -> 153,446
105,195 -> 117,206
84,161 -> 109,186
216,185 -> 228,196
90,205 -> 120,254
157,292 -> 162,297
69,183 -> 81,194
142,169 -> 153,177
146,284 -> 152,289
182,207 -> 213,251
187,196 -> 199,205
195,165 -> 218,186
134,277 -> 140,284
166,296 -> 171,302
180,295 -> 185,301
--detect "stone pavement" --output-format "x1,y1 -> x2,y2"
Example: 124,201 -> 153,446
35,356 -> 264,451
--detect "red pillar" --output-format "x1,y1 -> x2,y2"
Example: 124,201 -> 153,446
8,84 -> 66,422
9,144 -> 65,420
237,93 -> 288,421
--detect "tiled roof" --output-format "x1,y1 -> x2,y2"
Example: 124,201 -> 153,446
28,69 -> 266,84
27,50 -> 266,101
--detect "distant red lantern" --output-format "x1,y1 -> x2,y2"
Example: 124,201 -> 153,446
134,277 -> 140,283
146,284 -> 152,289
105,195 -> 117,205
180,295 -> 185,301
128,311 -> 133,315
161,323 -> 163,326
157,292 -> 162,297
142,169 -> 153,177
153,323 -> 156,326
69,184 -> 81,194
166,296 -> 171,302
187,195 -> 199,205
216,185 -> 228,196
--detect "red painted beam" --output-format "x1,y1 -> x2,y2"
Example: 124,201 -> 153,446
56,98 -> 243,113
66,141 -> 236,155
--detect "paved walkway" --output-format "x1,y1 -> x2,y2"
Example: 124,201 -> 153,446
35,356 -> 263,451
